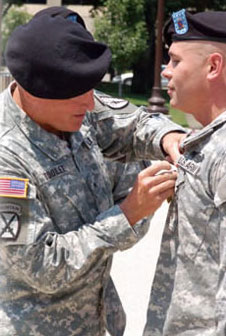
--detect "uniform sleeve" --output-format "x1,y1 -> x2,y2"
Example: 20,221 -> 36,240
0,151 -> 141,295
89,105 -> 186,162
214,202 -> 226,335
105,159 -> 150,203
105,159 -> 152,238
212,161 -> 226,334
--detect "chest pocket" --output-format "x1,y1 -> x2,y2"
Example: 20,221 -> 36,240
35,145 -> 113,233
79,137 -> 111,192
74,135 -> 113,206
176,168 -> 217,262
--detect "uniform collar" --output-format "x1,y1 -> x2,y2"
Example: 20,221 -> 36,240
4,82 -> 90,160
181,111 -> 226,151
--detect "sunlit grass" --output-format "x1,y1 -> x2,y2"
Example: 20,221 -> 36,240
97,82 -> 188,127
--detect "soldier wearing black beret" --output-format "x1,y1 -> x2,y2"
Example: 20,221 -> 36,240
5,7 -> 111,99
143,9 -> 226,336
164,9 -> 226,46
0,6 -> 186,336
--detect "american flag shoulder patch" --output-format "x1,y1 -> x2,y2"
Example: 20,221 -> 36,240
0,177 -> 29,198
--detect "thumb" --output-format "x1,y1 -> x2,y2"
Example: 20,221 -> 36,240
169,142 -> 182,164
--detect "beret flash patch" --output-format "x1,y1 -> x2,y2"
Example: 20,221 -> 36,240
172,9 -> 188,35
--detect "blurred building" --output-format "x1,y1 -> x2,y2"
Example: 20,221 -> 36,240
21,2 -> 95,33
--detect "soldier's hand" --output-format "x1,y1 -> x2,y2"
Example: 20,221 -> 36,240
119,161 -> 177,226
161,132 -> 187,164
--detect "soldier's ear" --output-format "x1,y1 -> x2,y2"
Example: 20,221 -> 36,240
207,53 -> 223,81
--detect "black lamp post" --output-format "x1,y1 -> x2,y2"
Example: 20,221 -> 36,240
148,0 -> 168,114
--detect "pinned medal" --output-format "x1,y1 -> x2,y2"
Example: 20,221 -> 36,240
155,165 -> 177,176
155,165 -> 177,203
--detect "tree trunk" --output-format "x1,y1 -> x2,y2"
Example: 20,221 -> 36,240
131,41 -> 155,94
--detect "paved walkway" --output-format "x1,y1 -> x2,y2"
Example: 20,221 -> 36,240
107,201 -> 169,336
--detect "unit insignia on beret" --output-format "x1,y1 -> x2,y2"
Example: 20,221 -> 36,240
67,14 -> 78,23
164,9 -> 226,46
172,9 -> 188,35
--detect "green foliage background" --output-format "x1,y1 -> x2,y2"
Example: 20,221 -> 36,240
2,7 -> 32,54
2,0 -> 226,89
94,0 -> 148,74
94,0 -> 226,91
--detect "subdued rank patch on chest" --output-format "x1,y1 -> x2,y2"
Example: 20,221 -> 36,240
96,94 -> 129,109
177,155 -> 200,175
0,204 -> 22,240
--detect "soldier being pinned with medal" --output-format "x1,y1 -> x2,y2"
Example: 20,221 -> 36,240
143,8 -> 226,336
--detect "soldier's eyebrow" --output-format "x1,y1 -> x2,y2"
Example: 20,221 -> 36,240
168,50 -> 177,58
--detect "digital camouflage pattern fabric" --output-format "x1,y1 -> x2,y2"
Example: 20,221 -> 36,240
143,112 -> 226,336
0,84 -> 184,336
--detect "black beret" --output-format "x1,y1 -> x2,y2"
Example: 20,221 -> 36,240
164,9 -> 226,47
5,7 -> 112,99
33,6 -> 87,29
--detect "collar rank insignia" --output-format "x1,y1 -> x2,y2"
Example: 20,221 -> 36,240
172,9 -> 188,35
0,204 -> 22,241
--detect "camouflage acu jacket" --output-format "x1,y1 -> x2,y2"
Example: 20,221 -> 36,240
144,112 -> 226,336
0,84 -> 184,336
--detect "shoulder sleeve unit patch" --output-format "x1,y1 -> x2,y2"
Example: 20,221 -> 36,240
0,203 -> 22,241
0,177 -> 29,198
95,92 -> 129,110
